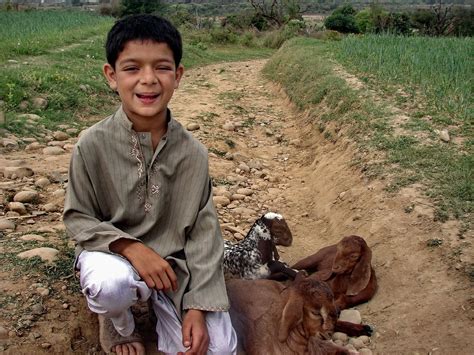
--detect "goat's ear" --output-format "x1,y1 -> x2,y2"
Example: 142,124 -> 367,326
347,241 -> 372,296
278,291 -> 304,342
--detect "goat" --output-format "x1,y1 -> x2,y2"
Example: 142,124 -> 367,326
226,272 -> 365,355
291,235 -> 377,310
223,212 -> 294,280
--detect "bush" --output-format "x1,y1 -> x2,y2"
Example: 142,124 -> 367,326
120,0 -> 165,17
325,13 -> 359,34
355,9 -> 374,33
209,28 -> 238,44
387,12 -> 411,35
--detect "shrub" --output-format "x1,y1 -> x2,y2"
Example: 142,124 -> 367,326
325,13 -> 359,34
355,8 -> 374,33
209,27 -> 238,44
120,0 -> 165,17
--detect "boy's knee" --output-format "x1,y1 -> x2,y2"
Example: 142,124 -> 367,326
82,273 -> 136,315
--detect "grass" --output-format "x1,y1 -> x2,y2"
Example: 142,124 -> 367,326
263,37 -> 472,224
0,10 -> 273,137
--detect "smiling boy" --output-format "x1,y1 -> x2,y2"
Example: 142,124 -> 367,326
64,15 -> 237,355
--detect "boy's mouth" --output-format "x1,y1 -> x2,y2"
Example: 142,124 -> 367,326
136,93 -> 159,103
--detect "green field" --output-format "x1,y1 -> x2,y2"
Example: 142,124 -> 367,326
0,10 -> 273,135
264,37 -> 472,223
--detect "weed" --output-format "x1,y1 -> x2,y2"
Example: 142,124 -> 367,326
225,138 -> 235,148
426,238 -> 443,247
209,147 -> 227,157
242,117 -> 255,127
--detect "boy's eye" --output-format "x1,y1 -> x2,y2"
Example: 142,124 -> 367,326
123,67 -> 138,71
157,66 -> 172,71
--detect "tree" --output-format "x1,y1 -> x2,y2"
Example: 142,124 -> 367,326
247,0 -> 304,28
120,0 -> 165,17
324,4 -> 359,33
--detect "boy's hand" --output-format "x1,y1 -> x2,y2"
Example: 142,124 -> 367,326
180,309 -> 209,355
110,239 -> 178,292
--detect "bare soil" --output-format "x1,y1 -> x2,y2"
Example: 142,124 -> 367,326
1,59 -> 473,354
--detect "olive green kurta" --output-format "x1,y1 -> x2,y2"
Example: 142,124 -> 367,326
63,106 -> 229,316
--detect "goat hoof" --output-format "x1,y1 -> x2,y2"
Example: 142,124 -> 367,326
362,324 -> 374,336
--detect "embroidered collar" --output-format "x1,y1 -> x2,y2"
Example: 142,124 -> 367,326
115,105 -> 176,136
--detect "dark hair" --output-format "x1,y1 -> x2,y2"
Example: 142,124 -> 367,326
105,14 -> 182,68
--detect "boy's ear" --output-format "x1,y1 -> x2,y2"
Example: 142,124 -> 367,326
174,64 -> 184,89
103,63 -> 118,91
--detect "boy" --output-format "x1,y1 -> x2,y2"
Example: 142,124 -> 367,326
63,14 -> 237,355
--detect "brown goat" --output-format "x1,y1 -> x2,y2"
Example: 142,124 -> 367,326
291,235 -> 377,310
226,273 -> 359,355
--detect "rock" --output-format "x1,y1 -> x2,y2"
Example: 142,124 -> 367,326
236,188 -> 253,196
8,202 -> 27,215
230,194 -> 246,201
238,163 -> 250,173
37,287 -> 50,297
41,343 -> 52,349
213,196 -> 231,207
359,348 -> 373,355
35,177 -> 51,188
0,110 -> 4,125
32,97 -> 48,110
52,188 -> 66,198
66,128 -> 78,135
14,190 -> 39,203
0,325 -> 8,339
357,335 -> 370,345
25,142 -> 42,151
52,131 -> 69,141
48,141 -> 66,147
17,113 -> 42,121
3,166 -> 34,179
232,207 -> 255,217
213,187 -> 231,198
186,123 -> 200,131
438,129 -> 450,142
222,122 -> 235,131
1,138 -> 19,149
31,303 -> 44,315
43,203 -> 60,213
20,234 -> 46,242
349,337 -> 366,349
19,100 -> 29,110
332,332 -> 348,343
0,219 -> 15,231
17,247 -> 59,263
339,309 -> 361,324
42,146 -> 65,155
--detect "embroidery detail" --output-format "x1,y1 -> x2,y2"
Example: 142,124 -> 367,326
151,184 -> 160,195
144,202 -> 152,213
136,180 -> 146,202
130,133 -> 144,179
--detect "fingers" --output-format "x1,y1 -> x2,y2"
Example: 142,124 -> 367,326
182,317 -> 192,350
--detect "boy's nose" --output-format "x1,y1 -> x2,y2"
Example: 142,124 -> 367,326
140,68 -> 158,84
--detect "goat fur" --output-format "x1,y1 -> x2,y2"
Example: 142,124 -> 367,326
226,273 -> 357,355
223,212 -> 293,279
292,235 -> 377,310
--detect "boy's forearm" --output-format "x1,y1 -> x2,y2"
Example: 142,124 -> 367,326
110,238 -> 143,258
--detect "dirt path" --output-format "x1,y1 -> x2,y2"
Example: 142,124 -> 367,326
1,59 -> 472,354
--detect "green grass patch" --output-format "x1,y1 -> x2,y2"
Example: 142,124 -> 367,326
263,37 -> 472,223
0,11 -> 273,136
0,10 -> 113,61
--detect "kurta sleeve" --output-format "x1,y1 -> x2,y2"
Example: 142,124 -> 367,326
63,145 -> 140,255
182,178 -> 229,312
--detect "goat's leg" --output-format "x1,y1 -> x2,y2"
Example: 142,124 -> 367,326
336,270 -> 377,309
308,337 -> 351,355
335,320 -> 373,337
267,260 -> 298,280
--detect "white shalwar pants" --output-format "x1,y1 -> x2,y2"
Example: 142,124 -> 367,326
77,250 -> 237,354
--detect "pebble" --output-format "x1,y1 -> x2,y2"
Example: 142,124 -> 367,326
41,342 -> 52,349
438,129 -> 450,142
230,194 -> 246,201
17,113 -> 42,121
332,332 -> 348,343
62,303 -> 69,309
0,219 -> 15,231
236,188 -> 253,196
43,203 -> 60,212
186,123 -> 200,131
238,162 -> 250,172
48,141 -> 66,147
42,146 -> 65,155
213,196 -> 231,207
8,201 -> 27,215
349,337 -> 366,349
52,188 -> 66,198
35,177 -> 51,188
3,166 -> 34,179
1,138 -> 18,149
13,190 -> 39,203
37,287 -> 50,297
20,234 -> 46,242
222,122 -> 235,131
52,131 -> 69,141
17,247 -> 59,263
359,348 -> 373,355
32,97 -> 48,110
339,309 -> 362,324
31,303 -> 44,315
25,142 -> 42,151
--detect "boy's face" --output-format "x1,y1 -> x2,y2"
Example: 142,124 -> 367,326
103,40 -> 184,125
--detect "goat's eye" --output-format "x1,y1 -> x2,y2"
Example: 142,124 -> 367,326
351,254 -> 359,259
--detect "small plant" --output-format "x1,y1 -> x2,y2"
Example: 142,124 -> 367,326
426,238 -> 443,247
